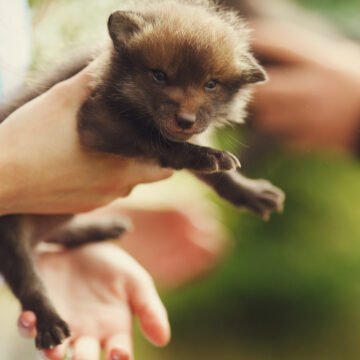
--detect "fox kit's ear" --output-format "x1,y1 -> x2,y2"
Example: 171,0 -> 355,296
108,11 -> 145,46
240,53 -> 268,84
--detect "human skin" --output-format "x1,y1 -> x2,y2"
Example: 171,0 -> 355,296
1,52 -> 226,359
16,204 -> 227,359
18,243 -> 171,360
251,20 -> 360,153
13,14 -> 360,360
119,207 -> 227,288
75,203 -> 228,288
0,63 -> 172,216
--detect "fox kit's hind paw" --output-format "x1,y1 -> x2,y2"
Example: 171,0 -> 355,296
236,179 -> 285,220
45,215 -> 132,248
195,172 -> 285,220
35,312 -> 71,349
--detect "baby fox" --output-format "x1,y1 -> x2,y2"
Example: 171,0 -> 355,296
0,0 -> 284,350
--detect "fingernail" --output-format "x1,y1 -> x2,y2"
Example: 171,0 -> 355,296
21,320 -> 31,328
111,350 -> 122,360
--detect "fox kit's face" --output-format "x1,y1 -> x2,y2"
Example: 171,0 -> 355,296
107,3 -> 266,142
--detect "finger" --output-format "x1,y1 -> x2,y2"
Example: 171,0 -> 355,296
72,336 -> 100,360
18,311 -> 37,338
41,340 -> 70,360
105,333 -> 132,360
129,274 -> 171,347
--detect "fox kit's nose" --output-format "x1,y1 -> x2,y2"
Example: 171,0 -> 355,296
176,112 -> 196,130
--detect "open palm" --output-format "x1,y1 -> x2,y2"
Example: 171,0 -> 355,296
19,243 -> 170,360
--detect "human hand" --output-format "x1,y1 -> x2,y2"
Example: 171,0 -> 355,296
0,63 -> 172,215
117,206 -> 228,287
74,202 -> 228,288
251,20 -> 360,153
18,243 -> 171,360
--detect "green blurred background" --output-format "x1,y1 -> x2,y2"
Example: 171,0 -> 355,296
28,1 -> 360,359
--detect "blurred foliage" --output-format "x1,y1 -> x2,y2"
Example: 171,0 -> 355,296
27,0 -> 360,359
133,135 -> 360,360
296,0 -> 360,37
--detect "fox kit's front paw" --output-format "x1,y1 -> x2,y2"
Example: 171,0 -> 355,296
199,149 -> 241,173
238,179 -> 285,220
35,313 -> 70,349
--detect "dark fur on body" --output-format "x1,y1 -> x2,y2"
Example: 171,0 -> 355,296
0,0 -> 284,350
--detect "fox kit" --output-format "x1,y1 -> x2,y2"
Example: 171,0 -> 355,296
0,0 -> 284,349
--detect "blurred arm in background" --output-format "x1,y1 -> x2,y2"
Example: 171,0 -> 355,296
220,0 -> 360,156
252,20 -> 360,154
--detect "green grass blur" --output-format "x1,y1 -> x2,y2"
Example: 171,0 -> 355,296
297,0 -> 360,37
141,147 -> 360,360
29,1 -> 360,359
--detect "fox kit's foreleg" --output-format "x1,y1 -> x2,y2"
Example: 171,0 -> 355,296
196,171 -> 285,219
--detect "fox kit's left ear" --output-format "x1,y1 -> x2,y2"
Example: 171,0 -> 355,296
240,53 -> 268,84
108,11 -> 146,46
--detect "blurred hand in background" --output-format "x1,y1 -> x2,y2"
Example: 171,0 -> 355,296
120,207 -> 228,288
74,203 -> 228,288
251,20 -> 360,153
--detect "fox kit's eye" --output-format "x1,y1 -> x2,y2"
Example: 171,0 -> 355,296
151,70 -> 167,84
204,80 -> 218,92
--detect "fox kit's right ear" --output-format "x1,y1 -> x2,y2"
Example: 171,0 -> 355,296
240,53 -> 268,85
108,11 -> 145,46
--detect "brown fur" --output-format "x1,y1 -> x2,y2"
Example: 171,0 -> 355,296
0,0 -> 284,350
91,0 -> 266,138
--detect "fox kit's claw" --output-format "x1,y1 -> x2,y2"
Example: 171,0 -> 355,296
200,149 -> 241,173
225,151 -> 241,170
